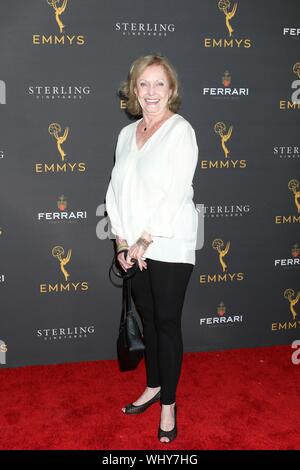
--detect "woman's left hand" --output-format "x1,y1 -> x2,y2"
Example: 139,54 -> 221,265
127,243 -> 147,271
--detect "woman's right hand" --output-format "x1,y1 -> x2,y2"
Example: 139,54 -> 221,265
117,251 -> 147,272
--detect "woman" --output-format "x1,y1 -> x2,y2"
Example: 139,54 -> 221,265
105,54 -> 199,443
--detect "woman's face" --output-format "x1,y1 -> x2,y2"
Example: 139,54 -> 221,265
134,64 -> 172,116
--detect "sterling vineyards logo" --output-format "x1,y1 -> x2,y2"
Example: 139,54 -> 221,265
36,325 -> 95,340
115,21 -> 175,37
273,144 -> 300,160
28,85 -> 91,101
198,203 -> 251,218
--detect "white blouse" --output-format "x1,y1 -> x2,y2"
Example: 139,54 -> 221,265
105,113 -> 199,265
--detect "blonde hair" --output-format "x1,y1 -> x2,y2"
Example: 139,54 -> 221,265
119,53 -> 181,117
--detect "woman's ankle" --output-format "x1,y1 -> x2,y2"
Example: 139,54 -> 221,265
161,402 -> 176,409
147,385 -> 161,391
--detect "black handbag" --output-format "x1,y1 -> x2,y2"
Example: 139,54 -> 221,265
109,249 -> 145,371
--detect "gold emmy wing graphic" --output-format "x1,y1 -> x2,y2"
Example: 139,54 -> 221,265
48,123 -> 69,161
52,245 -> 72,281
218,0 -> 238,37
212,238 -> 231,272
284,289 -> 300,320
47,0 -> 68,33
288,179 -> 300,213
293,63 -> 300,79
214,122 -> 233,158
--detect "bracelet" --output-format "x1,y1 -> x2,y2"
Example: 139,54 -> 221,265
136,237 -> 153,250
116,242 -> 128,253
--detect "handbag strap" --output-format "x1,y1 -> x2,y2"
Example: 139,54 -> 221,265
109,249 -> 139,287
125,277 -> 132,313
121,277 -> 133,326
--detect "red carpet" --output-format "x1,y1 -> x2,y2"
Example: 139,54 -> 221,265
0,345 -> 299,450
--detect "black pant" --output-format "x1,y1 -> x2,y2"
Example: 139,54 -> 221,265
130,258 -> 194,405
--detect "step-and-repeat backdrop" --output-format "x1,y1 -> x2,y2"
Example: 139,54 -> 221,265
0,0 -> 299,368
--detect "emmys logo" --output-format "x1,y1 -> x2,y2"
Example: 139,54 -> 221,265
0,80 -> 6,104
279,63 -> 300,109
272,289 -> 300,331
199,238 -> 244,283
28,85 -> 91,101
273,145 -> 300,160
39,246 -> 89,293
0,340 -> 8,365
37,195 -> 88,224
204,1 -> 251,49
201,122 -> 246,169
35,122 -> 86,173
33,0 -> 85,46
203,71 -> 250,98
115,21 -> 175,37
37,325 -> 95,340
198,202 -> 251,218
275,179 -> 300,224
199,302 -> 243,326
274,244 -> 300,268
